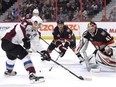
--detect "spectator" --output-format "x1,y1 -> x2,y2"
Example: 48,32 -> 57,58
109,7 -> 116,21
3,10 -> 14,22
82,9 -> 88,20
72,10 -> 80,22
12,8 -> 18,21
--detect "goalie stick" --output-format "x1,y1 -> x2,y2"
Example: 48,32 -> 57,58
37,51 -> 92,81
50,59 -> 92,81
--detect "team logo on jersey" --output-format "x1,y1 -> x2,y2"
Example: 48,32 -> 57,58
101,31 -> 105,36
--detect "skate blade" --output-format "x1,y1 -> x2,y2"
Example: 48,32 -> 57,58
30,79 -> 45,84
4,74 -> 17,77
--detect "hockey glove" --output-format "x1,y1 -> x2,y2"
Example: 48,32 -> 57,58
22,37 -> 30,49
41,50 -> 51,61
59,45 -> 67,57
64,41 -> 70,48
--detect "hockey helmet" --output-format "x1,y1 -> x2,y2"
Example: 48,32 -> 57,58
57,20 -> 64,24
33,9 -> 39,15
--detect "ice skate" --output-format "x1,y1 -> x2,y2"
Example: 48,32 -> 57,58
4,70 -> 17,76
29,73 -> 45,83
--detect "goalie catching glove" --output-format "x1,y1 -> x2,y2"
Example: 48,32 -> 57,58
41,50 -> 51,61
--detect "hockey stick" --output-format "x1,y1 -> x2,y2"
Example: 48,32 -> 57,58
37,51 -> 60,71
50,59 -> 92,81
37,51 -> 92,81
51,59 -> 92,81
40,37 -> 60,54
49,54 -> 61,71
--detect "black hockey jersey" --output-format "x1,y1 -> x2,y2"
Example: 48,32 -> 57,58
52,25 -> 74,43
82,28 -> 114,50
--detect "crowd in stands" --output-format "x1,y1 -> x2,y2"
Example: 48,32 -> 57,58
19,0 -> 104,22
0,0 -> 115,22
3,8 -> 18,22
0,0 -> 16,15
19,0 -> 56,21
108,6 -> 116,21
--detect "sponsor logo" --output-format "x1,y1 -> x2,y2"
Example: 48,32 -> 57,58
109,28 -> 116,33
40,24 -> 80,31
0,26 -> 10,31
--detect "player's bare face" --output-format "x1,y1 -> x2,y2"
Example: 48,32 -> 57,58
58,24 -> 64,32
33,21 -> 39,30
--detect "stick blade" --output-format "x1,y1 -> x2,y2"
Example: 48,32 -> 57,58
83,77 -> 92,81
49,68 -> 52,71
78,76 -> 92,81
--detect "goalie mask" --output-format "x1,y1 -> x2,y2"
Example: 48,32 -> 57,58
87,21 -> 97,34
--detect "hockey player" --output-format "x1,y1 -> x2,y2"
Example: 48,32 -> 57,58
29,9 -> 51,61
23,8 -> 49,61
1,14 -> 51,83
76,21 -> 116,72
31,8 -> 43,28
45,20 -> 84,63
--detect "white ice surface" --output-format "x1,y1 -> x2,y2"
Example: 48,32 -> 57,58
0,40 -> 116,87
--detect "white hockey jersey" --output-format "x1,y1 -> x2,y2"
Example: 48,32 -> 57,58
2,18 -> 44,52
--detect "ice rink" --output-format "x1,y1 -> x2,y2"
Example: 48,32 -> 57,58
0,40 -> 116,87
